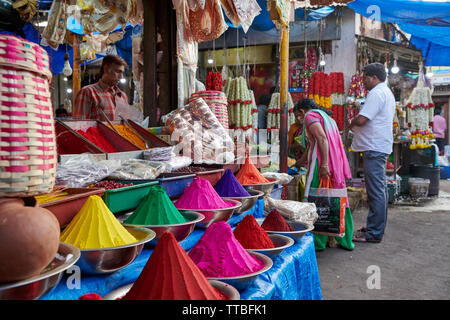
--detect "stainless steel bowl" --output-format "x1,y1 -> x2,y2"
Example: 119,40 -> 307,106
242,179 -> 278,198
121,211 -> 205,246
75,227 -> 156,275
102,279 -> 240,300
256,218 -> 314,239
0,242 -> 80,300
206,251 -> 273,291
246,234 -> 294,256
175,199 -> 242,229
222,189 -> 264,214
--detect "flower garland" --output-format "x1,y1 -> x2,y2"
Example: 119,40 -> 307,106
206,72 -> 223,91
301,47 -> 317,98
224,76 -> 253,130
266,92 -> 295,130
348,74 -> 367,99
330,72 -> 345,131
308,71 -> 331,109
405,83 -> 435,150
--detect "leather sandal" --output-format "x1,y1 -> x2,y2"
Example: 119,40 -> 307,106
352,236 -> 381,243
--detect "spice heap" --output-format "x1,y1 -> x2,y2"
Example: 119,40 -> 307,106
60,195 -> 137,249
233,215 -> 275,249
188,221 -> 265,277
76,127 -> 118,153
125,185 -> 187,225
214,169 -> 250,197
261,209 -> 293,232
111,124 -> 146,149
235,157 -> 270,185
175,177 -> 235,210
122,232 -> 227,300
89,180 -> 134,190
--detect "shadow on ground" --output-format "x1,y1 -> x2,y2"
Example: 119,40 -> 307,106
315,180 -> 450,300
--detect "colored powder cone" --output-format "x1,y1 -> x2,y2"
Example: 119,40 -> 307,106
60,195 -> 137,249
235,157 -> 270,185
261,209 -> 293,232
214,169 -> 250,197
76,127 -> 118,153
188,221 -> 265,277
122,232 -> 227,300
124,185 -> 187,225
175,177 -> 235,210
233,215 -> 275,249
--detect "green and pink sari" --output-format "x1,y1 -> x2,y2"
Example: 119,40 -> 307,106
297,109 -> 354,251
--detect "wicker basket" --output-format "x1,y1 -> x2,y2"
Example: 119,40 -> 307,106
0,35 -> 56,197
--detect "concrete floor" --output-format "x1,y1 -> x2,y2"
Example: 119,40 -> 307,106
315,180 -> 450,300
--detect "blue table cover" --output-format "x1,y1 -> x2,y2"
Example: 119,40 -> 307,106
40,199 -> 322,300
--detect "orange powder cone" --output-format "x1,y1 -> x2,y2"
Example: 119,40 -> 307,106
122,232 -> 227,300
60,195 -> 137,249
235,157 -> 270,185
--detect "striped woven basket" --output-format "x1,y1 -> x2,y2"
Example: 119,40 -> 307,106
0,35 -> 56,198
189,90 -> 229,129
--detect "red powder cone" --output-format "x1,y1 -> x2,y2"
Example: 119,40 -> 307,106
122,232 -> 227,300
261,209 -> 293,232
234,215 -> 275,249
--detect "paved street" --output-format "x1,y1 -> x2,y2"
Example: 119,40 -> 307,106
316,180 -> 450,300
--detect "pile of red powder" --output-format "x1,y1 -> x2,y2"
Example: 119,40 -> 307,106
121,232 -> 227,300
261,209 -> 293,232
233,215 -> 275,249
76,127 -> 118,153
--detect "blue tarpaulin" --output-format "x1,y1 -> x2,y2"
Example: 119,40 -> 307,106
348,0 -> 450,66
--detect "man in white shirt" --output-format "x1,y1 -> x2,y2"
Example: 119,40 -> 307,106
349,62 -> 396,243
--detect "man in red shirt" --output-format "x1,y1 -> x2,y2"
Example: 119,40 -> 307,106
73,55 -> 129,121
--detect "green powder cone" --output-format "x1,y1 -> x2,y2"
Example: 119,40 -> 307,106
124,185 -> 187,225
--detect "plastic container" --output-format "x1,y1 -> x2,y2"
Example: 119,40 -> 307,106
410,163 -> 440,196
39,188 -> 105,227
102,181 -> 159,214
154,173 -> 196,199
408,177 -> 430,199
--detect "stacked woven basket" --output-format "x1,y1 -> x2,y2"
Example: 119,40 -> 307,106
0,34 -> 57,197
189,90 -> 229,130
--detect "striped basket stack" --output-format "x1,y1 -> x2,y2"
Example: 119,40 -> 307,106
0,34 -> 57,197
189,90 -> 229,130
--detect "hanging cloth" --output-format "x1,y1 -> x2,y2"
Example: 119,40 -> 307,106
189,0 -> 228,42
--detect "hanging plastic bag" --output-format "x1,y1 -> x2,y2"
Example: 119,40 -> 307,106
307,179 -> 347,237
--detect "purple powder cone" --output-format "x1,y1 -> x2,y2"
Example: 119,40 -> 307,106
214,169 -> 251,197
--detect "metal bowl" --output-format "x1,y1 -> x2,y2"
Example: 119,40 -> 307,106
242,179 -> 278,198
246,234 -> 294,257
102,279 -> 240,300
175,199 -> 242,229
206,252 -> 273,291
256,218 -> 314,239
0,242 -> 80,300
75,227 -> 156,275
121,211 -> 205,246
222,189 -> 264,214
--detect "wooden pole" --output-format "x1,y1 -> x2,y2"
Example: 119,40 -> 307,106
143,0 -> 158,126
67,31 -> 81,106
279,24 -> 289,174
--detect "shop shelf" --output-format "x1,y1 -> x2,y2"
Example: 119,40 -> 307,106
38,187 -> 105,227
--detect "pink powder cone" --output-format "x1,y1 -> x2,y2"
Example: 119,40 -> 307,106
175,177 -> 235,210
188,221 -> 265,277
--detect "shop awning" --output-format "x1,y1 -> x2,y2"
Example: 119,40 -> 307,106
347,0 -> 450,66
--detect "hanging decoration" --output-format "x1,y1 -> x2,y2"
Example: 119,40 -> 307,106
206,71 -> 223,91
405,66 -> 435,150
189,0 -> 228,42
224,76 -> 254,131
266,92 -> 295,130
301,47 -> 317,100
308,71 -> 331,109
346,74 -> 367,122
330,72 -> 345,130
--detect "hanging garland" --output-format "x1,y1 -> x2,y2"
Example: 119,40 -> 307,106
206,71 -> 223,91
330,72 -> 345,131
405,79 -> 435,150
346,74 -> 368,122
266,92 -> 295,130
308,71 -> 331,109
225,76 -> 253,130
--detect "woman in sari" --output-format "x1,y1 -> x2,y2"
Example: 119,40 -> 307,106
295,98 -> 354,251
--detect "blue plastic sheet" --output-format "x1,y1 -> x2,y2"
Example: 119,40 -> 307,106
40,199 -> 322,300
409,36 -> 450,66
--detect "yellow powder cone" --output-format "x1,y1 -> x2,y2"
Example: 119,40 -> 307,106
60,195 -> 137,249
